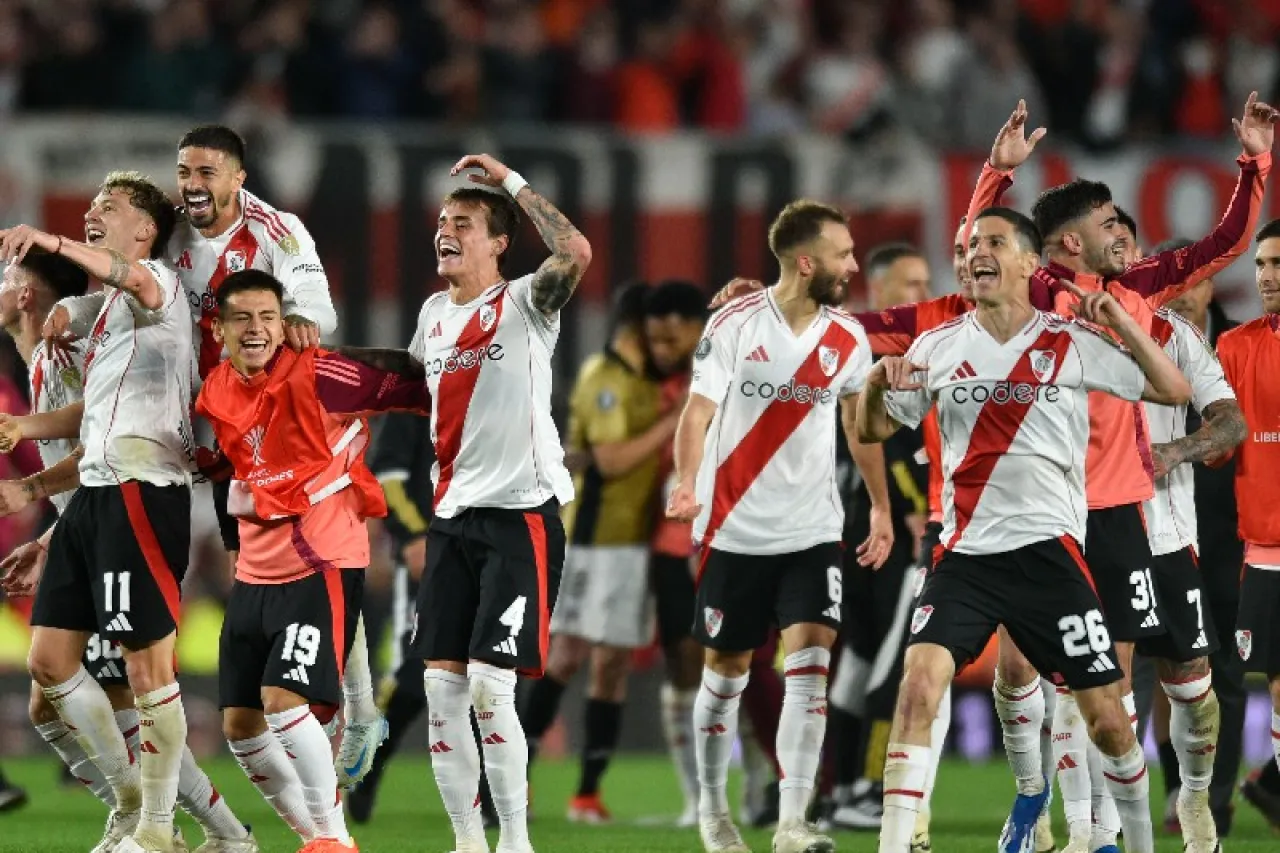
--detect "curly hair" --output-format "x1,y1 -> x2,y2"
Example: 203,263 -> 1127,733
99,171 -> 178,259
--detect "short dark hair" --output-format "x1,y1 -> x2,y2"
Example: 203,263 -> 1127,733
974,207 -> 1043,256
864,242 -> 923,280
1153,237 -> 1193,254
100,171 -> 177,259
217,269 -> 284,316
645,279 -> 709,321
767,200 -> 848,258
442,187 -> 522,270
19,252 -> 89,301
1256,218 -> 1280,243
1030,179 -> 1113,241
608,281 -> 650,335
1115,207 -> 1138,243
178,125 -> 247,166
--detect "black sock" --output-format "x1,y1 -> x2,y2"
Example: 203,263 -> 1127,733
1157,739 -> 1181,795
519,676 -> 568,763
1259,756 -> 1280,793
577,698 -> 623,797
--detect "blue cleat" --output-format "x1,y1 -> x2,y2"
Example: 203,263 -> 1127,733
1091,846 -> 1121,853
998,777 -> 1052,853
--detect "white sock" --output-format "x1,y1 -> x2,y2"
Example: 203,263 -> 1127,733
177,746 -> 248,840
1123,691 -> 1138,732
1162,675 -> 1218,792
1088,739 -> 1121,848
739,712 -> 771,819
470,662 -> 530,850
777,647 -> 829,824
660,684 -> 699,808
1051,690 -> 1091,845
694,668 -> 750,819
43,667 -> 140,812
134,684 -> 187,847
1098,742 -> 1154,853
423,669 -> 484,844
115,708 -> 141,758
993,675 -> 1045,795
230,731 -> 314,840
36,718 -> 114,807
924,686 -> 951,806
880,743 -> 930,853
267,706 -> 349,843
342,614 -> 378,724
1039,679 -> 1056,784
1271,711 -> 1280,773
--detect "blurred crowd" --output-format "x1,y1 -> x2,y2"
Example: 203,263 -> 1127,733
3,0 -> 1280,148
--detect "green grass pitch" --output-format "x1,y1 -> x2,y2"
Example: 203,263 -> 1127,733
0,754 -> 1274,852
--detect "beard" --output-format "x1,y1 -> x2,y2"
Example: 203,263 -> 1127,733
808,267 -> 845,306
1083,240 -> 1125,276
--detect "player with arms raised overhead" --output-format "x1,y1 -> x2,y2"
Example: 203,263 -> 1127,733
859,207 -> 1192,853
666,200 -> 894,853
341,153 -> 590,853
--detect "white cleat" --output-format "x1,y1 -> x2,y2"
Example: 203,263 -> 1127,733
191,826 -> 260,853
910,807 -> 931,853
114,837 -> 172,853
700,813 -> 752,852
771,819 -> 835,853
91,809 -> 141,853
494,844 -> 535,853
1177,789 -> 1222,853
1033,812 -> 1055,853
172,826 -> 189,853
448,839 -> 491,853
335,716 -> 389,791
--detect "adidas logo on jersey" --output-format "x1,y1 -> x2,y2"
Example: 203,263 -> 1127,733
104,613 -> 132,633
282,665 -> 310,685
428,321 -> 442,338
493,637 -> 518,656
1139,609 -> 1161,629
1086,654 -> 1116,674
745,345 -> 770,363
948,361 -> 976,382
97,661 -> 124,681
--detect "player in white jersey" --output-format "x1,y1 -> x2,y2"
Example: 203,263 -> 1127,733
665,200 -> 894,853
857,207 -> 1194,853
0,172 -> 196,853
341,153 -> 589,853
0,252 -> 258,853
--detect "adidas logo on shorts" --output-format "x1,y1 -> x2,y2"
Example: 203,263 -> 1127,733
1139,609 -> 1161,629
104,613 -> 133,633
822,604 -> 840,621
1192,632 -> 1208,649
97,661 -> 123,680
1086,654 -> 1116,674
282,666 -> 310,685
493,637 -> 518,656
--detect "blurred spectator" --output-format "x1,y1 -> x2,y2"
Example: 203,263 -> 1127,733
338,3 -> 416,118
949,14 -> 1046,149
804,1 -> 892,140
481,0 -> 554,122
121,0 -> 230,114
613,13 -> 680,132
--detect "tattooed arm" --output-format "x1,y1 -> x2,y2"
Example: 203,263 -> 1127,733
1150,398 -> 1247,478
450,154 -> 592,317
0,226 -> 165,309
335,347 -> 426,380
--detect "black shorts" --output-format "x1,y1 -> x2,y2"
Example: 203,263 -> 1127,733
652,553 -> 696,647
211,478 -> 240,552
1235,565 -> 1280,676
219,569 -> 364,710
409,501 -> 566,677
32,483 -> 190,646
843,545 -> 913,661
1135,547 -> 1219,663
921,521 -> 943,571
1085,503 -> 1164,642
693,542 -> 843,653
910,537 -> 1122,691
82,633 -> 127,687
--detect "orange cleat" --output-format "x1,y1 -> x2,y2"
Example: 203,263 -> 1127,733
297,838 -> 358,853
566,793 -> 612,824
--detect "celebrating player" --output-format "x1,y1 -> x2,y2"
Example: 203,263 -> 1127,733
666,200 -> 892,853
342,152 -> 590,853
861,206 -> 1192,853
0,172 -> 194,853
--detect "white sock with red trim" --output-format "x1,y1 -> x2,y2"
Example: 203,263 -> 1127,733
1123,690 -> 1138,732
42,667 -> 140,812
1051,690 -> 1091,846
35,718 -> 114,807
660,684 -> 700,811
177,745 -> 249,840
1161,674 -> 1218,792
777,647 -> 830,824
880,743 -> 930,853
469,662 -> 530,850
1271,711 -> 1280,773
342,614 -> 378,723
1039,679 -> 1056,783
267,706 -> 350,843
424,670 -> 484,845
1098,742 -> 1153,853
115,708 -> 141,758
1088,739 -> 1121,848
134,684 -> 187,848
923,686 -> 950,805
992,674 -> 1045,795
229,730 -> 314,840
694,668 -> 749,820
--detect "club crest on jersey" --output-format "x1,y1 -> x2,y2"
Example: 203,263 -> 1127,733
695,337 -> 712,360
60,365 -> 81,392
1029,349 -> 1056,384
703,607 -> 724,638
1237,629 -> 1252,660
225,250 -> 247,273
818,346 -> 840,377
479,304 -> 497,332
244,425 -> 266,467
277,233 -> 301,255
910,605 -> 934,635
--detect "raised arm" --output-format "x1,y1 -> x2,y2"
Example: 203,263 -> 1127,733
0,226 -> 166,310
0,402 -> 85,453
335,347 -> 425,381
961,99 -> 1045,246
315,352 -> 430,416
451,154 -> 592,316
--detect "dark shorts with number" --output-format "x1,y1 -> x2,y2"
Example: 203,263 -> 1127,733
1235,565 -> 1280,676
219,569 -> 364,710
652,553 -> 696,647
1135,547 -> 1219,662
32,483 -> 190,646
1085,503 -> 1164,642
910,537 -> 1122,690
693,542 -> 843,653
83,633 -> 127,686
409,501 -> 565,678
212,478 -> 240,552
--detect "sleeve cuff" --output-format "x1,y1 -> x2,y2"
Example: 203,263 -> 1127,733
983,161 -> 1016,179
1238,150 -> 1271,169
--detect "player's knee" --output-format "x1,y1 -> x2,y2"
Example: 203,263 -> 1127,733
705,649 -> 751,680
27,647 -> 76,689
896,665 -> 944,733
588,646 -> 631,699
995,647 -> 1037,688
1084,701 -> 1134,756
28,682 -> 57,726
260,687 -> 308,718
222,707 -> 268,742
546,635 -> 587,681
123,653 -> 174,697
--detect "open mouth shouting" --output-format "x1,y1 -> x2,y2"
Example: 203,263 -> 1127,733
85,223 -> 106,245
436,237 -> 462,266
970,258 -> 999,287
184,191 -> 214,221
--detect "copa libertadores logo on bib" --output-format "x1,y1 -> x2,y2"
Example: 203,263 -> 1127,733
244,425 -> 266,466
